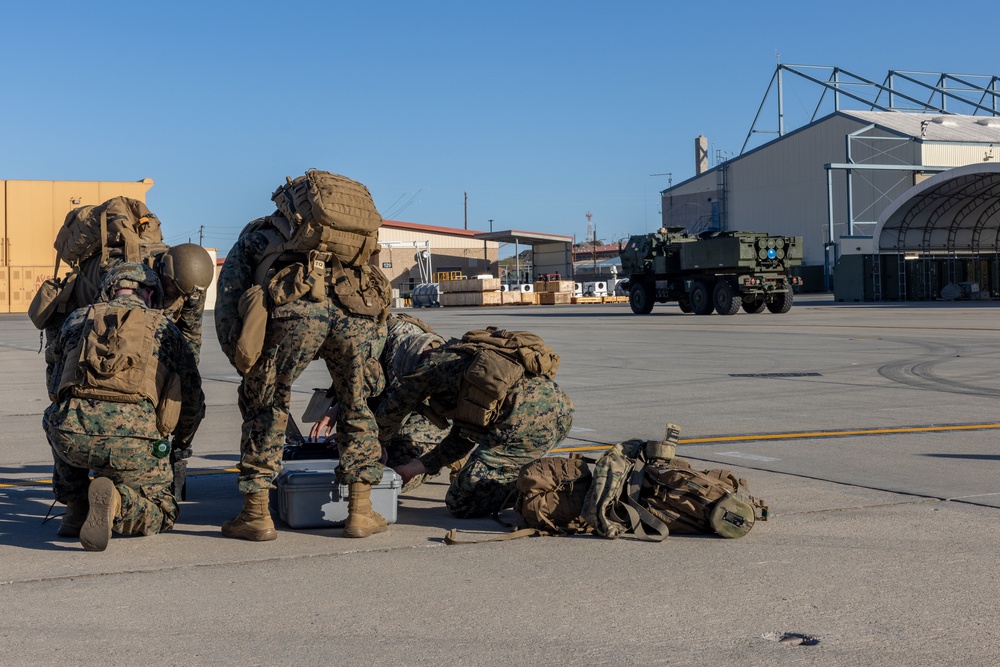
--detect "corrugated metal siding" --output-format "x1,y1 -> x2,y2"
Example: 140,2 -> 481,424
922,144 -> 1000,167
725,115 -> 864,265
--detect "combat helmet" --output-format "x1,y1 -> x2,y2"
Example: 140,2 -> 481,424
158,243 -> 215,296
101,262 -> 161,302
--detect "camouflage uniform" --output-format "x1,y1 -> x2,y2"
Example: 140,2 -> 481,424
376,347 -> 574,518
43,290 -> 204,536
377,315 -> 449,489
215,228 -> 386,493
43,250 -> 208,503
47,250 -> 208,362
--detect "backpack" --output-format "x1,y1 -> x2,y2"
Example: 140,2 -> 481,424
581,439 -> 671,542
245,172 -> 391,321
432,327 -> 560,428
270,169 -> 383,266
54,197 -> 164,267
583,426 -> 769,540
513,456 -> 593,535
641,459 -> 769,539
443,455 -> 593,545
31,199 -> 166,331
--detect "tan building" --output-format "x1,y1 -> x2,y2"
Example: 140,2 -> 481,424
0,178 -> 155,313
378,220 -> 500,295
0,178 -> 218,313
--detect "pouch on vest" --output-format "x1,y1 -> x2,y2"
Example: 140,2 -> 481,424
156,372 -> 182,435
332,263 -> 391,319
59,305 -> 160,405
235,284 -> 268,374
28,272 -> 78,330
267,263 -> 311,306
451,349 -> 524,427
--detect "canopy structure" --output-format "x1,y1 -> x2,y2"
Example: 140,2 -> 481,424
875,163 -> 1000,255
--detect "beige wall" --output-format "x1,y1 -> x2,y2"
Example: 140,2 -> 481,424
1,178 -> 154,313
378,226 -> 499,295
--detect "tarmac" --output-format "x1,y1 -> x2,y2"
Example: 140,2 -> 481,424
3,294 -> 1000,666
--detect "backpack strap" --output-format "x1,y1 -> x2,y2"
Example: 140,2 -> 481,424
443,527 -> 546,545
617,457 -> 670,542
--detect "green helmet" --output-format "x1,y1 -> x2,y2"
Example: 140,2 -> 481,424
158,244 -> 214,296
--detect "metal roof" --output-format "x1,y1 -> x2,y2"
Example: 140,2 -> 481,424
840,110 -> 1000,143
875,163 -> 1000,253
474,230 -> 574,244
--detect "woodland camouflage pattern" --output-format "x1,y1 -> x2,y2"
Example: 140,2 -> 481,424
376,347 -> 574,518
216,228 -> 386,492
43,291 -> 204,535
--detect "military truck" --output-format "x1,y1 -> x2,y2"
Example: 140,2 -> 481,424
620,228 -> 803,315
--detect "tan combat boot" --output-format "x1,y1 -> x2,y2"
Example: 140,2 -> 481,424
80,477 -> 121,552
57,499 -> 89,538
221,491 -> 278,541
343,483 -> 387,538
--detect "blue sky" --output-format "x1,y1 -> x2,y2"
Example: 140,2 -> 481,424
1,1 -> 994,257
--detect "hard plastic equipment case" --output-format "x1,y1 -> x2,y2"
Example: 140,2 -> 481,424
271,459 -> 401,529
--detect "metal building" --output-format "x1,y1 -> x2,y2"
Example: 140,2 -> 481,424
662,65 -> 1000,294
0,178 -> 156,313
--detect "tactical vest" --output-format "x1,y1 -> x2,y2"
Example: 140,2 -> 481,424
247,216 -> 391,320
57,303 -> 181,434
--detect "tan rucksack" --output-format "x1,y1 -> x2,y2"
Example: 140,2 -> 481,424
443,455 -> 593,545
642,458 -> 770,539
269,169 -> 383,266
54,197 -> 164,266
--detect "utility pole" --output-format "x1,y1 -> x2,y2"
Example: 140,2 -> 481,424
198,225 -> 204,245
464,192 -> 468,230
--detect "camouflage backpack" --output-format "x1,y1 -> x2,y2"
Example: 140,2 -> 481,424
432,327 -> 560,428
581,438 -> 671,542
583,423 -> 769,540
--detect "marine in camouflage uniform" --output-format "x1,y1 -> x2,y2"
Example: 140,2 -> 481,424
43,264 -> 204,550
373,314 -> 449,489
215,221 -> 386,540
376,344 -> 574,518
41,245 -> 212,518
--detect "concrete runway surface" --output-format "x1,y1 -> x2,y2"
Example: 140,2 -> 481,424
2,294 -> 999,666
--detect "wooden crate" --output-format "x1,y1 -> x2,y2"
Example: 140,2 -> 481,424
538,292 -> 571,305
501,291 -> 523,305
440,291 -> 503,307
572,296 -> 602,304
547,280 -> 576,293
439,277 -> 501,293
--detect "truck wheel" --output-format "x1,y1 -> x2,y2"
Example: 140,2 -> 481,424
766,290 -> 794,314
678,300 -> 692,313
690,281 -> 714,315
742,298 -> 766,314
712,281 -> 741,315
629,282 -> 655,314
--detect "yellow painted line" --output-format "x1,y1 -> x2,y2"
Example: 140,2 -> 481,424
6,424 -> 1000,486
553,422 -> 1000,453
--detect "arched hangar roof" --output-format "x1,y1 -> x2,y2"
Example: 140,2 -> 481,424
875,163 -> 1000,254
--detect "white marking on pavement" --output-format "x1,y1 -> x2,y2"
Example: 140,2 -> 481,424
716,451 -> 781,462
